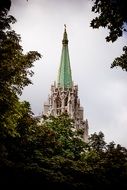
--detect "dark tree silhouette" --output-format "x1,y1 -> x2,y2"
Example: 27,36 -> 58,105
91,0 -> 127,71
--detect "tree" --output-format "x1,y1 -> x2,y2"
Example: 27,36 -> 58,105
111,45 -> 127,71
0,0 -> 11,11
40,113 -> 86,160
81,131 -> 106,170
0,3 -> 41,138
91,0 -> 127,71
0,0 -> 41,171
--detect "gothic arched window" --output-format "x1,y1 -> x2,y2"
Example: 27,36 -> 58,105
56,97 -> 61,108
65,96 -> 68,106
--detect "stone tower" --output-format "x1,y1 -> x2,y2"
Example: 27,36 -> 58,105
43,26 -> 88,142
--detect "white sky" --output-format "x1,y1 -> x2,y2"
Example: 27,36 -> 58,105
10,0 -> 127,147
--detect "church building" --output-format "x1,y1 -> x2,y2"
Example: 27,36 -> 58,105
43,26 -> 89,142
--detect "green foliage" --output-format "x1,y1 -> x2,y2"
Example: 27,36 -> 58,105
91,0 -> 127,42
91,0 -> 127,71
0,5 -> 41,137
40,113 -> 86,160
111,46 -> 127,71
88,131 -> 106,151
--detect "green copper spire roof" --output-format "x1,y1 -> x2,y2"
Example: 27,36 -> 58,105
57,25 -> 73,88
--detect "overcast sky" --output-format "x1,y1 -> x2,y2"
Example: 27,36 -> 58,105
10,0 -> 127,147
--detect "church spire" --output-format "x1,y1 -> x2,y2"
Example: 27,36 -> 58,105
43,26 -> 89,142
57,25 -> 73,88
